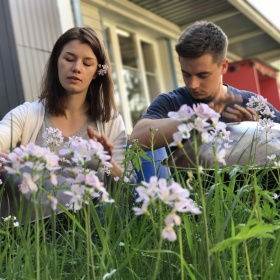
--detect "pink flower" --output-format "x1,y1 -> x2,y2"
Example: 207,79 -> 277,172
173,200 -> 201,215
123,176 -> 129,183
165,212 -> 181,226
48,195 -> 58,210
64,184 -> 86,211
168,104 -> 194,121
193,103 -> 220,123
214,148 -> 226,166
19,173 -> 39,194
42,127 -> 64,150
133,201 -> 149,215
169,131 -> 184,148
161,223 -> 177,241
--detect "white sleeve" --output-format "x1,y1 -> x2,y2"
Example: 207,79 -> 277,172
0,104 -> 28,152
105,114 -> 128,166
0,101 -> 44,153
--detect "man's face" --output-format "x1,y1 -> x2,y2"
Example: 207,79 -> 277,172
179,53 -> 228,101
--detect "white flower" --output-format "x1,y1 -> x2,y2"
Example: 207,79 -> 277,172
168,104 -> 194,121
165,212 -> 181,226
2,215 -> 19,227
267,154 -> 276,160
102,269 -> 117,280
19,173 -> 39,194
48,195 -> 58,211
161,223 -> 177,241
42,127 -> 64,150
132,201 -> 149,215
123,176 -> 129,183
214,148 -> 226,166
169,131 -> 184,148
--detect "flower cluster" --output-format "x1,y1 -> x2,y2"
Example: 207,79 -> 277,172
64,170 -> 114,211
2,215 -> 19,227
42,127 -> 64,151
246,95 -> 275,121
59,138 -> 112,169
4,143 -> 60,193
133,176 -> 201,241
168,103 -> 230,166
4,128 -> 115,213
57,137 -> 115,210
267,154 -> 280,167
97,64 -> 108,76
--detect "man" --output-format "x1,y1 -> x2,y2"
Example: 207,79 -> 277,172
130,21 -> 280,150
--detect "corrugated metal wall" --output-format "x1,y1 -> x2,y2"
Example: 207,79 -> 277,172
0,0 -> 24,119
8,0 -> 62,102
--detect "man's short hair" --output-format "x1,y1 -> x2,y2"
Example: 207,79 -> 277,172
175,21 -> 228,65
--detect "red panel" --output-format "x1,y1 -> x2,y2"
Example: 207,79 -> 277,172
223,59 -> 280,109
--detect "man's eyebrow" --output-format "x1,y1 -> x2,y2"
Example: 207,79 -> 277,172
181,69 -> 210,75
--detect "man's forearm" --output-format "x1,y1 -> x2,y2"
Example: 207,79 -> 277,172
129,118 -> 181,150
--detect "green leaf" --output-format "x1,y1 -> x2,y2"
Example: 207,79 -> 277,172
210,221 -> 280,254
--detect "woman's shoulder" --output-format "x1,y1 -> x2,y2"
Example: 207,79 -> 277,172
6,100 -> 44,118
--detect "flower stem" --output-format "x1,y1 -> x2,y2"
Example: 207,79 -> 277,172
193,133 -> 211,279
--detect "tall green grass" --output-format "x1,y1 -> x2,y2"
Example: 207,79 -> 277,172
1,144 -> 280,280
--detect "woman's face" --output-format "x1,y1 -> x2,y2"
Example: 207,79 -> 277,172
57,39 -> 98,96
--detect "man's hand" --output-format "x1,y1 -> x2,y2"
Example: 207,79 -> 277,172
87,126 -> 113,158
208,92 -> 257,122
222,105 -> 258,122
208,92 -> 242,114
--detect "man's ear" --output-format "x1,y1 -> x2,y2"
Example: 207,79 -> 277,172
221,59 -> 228,74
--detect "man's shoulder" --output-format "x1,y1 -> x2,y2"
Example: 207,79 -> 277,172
158,86 -> 191,103
227,85 -> 256,97
164,86 -> 188,97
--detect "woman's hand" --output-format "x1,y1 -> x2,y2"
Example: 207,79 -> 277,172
87,126 -> 124,177
0,152 -> 9,167
87,126 -> 113,158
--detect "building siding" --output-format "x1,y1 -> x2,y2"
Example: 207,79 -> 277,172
0,0 -> 24,119
81,2 -> 102,38
8,0 -> 62,102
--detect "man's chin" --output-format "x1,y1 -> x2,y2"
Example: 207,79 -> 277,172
190,93 -> 207,100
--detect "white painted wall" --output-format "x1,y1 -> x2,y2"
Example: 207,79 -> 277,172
57,0 -> 75,33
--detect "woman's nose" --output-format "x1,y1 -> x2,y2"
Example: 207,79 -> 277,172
71,61 -> 81,73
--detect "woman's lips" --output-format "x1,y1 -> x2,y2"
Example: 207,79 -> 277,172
68,76 -> 81,81
67,76 -> 81,83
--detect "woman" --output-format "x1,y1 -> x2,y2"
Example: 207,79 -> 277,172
0,27 -> 134,221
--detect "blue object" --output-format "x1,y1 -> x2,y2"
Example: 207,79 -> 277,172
135,147 -> 169,183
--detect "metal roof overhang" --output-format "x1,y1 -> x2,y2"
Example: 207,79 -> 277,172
127,0 -> 280,65
89,0 -> 280,66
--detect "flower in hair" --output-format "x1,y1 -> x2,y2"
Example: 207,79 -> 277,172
97,64 -> 108,76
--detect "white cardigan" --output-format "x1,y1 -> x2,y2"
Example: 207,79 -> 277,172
0,101 -> 128,167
